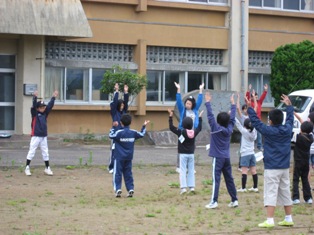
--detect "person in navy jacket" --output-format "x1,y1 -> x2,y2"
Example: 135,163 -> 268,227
109,114 -> 150,198
24,90 -> 58,176
108,83 -> 129,173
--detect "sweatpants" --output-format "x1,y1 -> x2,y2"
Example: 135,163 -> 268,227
113,158 -> 134,192
210,157 -> 237,203
292,161 -> 312,201
26,136 -> 49,161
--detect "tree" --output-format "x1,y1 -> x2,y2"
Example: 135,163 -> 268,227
100,65 -> 147,98
270,40 -> 314,105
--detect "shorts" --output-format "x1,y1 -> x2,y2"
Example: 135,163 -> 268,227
264,169 -> 292,207
240,154 -> 256,167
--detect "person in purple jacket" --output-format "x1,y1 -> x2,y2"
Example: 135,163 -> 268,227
24,90 -> 58,176
109,114 -> 149,198
247,94 -> 294,228
204,91 -> 238,209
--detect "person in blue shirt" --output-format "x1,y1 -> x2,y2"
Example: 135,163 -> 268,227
204,91 -> 238,209
109,113 -> 149,198
24,90 -> 58,176
174,81 -> 204,173
247,94 -> 294,228
108,83 -> 129,173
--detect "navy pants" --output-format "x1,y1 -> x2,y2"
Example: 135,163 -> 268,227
113,158 -> 134,192
292,161 -> 311,201
210,157 -> 237,203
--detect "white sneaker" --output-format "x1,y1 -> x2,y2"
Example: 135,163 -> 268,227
127,189 -> 134,198
25,166 -> 31,176
180,188 -> 187,195
205,201 -> 218,209
109,169 -> 113,174
44,167 -> 53,176
237,188 -> 247,192
306,198 -> 313,204
248,187 -> 259,193
228,200 -> 239,208
292,199 -> 300,205
176,168 -> 180,173
189,187 -> 195,194
115,189 -> 122,198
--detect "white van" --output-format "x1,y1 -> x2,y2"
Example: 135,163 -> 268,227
276,89 -> 314,145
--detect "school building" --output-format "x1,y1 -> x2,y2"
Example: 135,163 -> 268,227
1,0 -> 314,136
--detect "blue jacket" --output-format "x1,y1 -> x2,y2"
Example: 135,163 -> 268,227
247,105 -> 293,169
110,91 -> 129,129
30,96 -> 55,137
205,102 -> 236,158
176,93 -> 203,129
109,125 -> 146,160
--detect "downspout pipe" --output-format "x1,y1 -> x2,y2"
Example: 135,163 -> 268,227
240,0 -> 245,92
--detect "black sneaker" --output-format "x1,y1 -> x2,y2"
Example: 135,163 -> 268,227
115,190 -> 122,198
127,189 -> 134,198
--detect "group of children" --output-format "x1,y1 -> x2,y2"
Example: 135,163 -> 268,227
24,83 -> 314,229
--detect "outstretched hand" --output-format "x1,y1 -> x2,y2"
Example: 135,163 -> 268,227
205,92 -> 211,103
33,90 -> 38,97
230,93 -> 235,105
264,84 -> 268,91
168,108 -> 173,117
244,96 -> 251,108
144,120 -> 150,126
199,110 -> 204,117
53,90 -> 59,97
199,83 -> 204,91
280,94 -> 291,106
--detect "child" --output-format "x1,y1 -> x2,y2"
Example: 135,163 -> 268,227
109,113 -> 149,198
24,90 -> 59,176
235,117 -> 258,192
108,83 -> 129,173
204,92 -> 238,209
246,83 -> 268,151
247,94 -> 294,228
168,109 -> 203,195
174,82 -> 204,173
292,121 -> 313,205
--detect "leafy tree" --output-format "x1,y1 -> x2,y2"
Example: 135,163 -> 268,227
100,65 -> 147,97
270,40 -> 314,105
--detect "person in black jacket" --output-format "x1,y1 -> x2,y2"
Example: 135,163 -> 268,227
292,121 -> 314,205
168,109 -> 203,195
24,90 -> 58,176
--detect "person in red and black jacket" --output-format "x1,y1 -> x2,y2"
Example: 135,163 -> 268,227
24,90 -> 58,176
245,83 -> 268,151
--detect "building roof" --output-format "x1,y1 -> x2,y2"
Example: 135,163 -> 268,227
0,0 -> 92,38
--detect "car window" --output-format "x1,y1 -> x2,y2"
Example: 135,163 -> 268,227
277,95 -> 312,113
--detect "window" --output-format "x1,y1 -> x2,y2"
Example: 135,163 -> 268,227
249,0 -> 314,11
248,74 -> 273,105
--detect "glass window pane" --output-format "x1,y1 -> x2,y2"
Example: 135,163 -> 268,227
284,0 -> 299,10
0,106 -> 14,130
0,55 -> 15,69
165,72 -> 179,102
147,71 -> 163,102
248,74 -> 272,103
92,69 -> 108,101
188,72 -> 203,92
0,73 -> 15,102
66,68 -> 89,101
45,67 -> 64,101
264,0 -> 276,7
249,0 -> 262,6
302,0 -> 314,10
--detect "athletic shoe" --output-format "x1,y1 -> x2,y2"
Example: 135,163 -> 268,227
248,187 -> 259,193
238,168 -> 242,172
44,167 -> 53,176
237,188 -> 247,192
115,189 -> 122,198
278,220 -> 294,226
305,198 -> 313,204
180,188 -> 187,195
205,201 -> 218,209
25,166 -> 31,176
228,200 -> 239,208
292,199 -> 300,205
127,189 -> 134,198
108,169 -> 113,174
189,187 -> 195,194
176,168 -> 180,173
258,220 -> 274,228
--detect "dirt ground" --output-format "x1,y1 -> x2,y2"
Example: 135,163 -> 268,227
1,164 -> 314,235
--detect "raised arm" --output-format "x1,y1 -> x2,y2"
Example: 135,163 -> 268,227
175,82 -> 184,113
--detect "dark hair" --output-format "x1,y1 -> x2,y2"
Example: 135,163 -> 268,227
269,109 -> 283,125
251,93 -> 258,97
301,121 -> 313,134
117,99 -> 124,111
244,118 -> 254,132
241,104 -> 247,110
185,96 -> 196,110
308,111 -> 314,124
182,117 -> 193,130
217,112 -> 230,128
120,114 -> 132,126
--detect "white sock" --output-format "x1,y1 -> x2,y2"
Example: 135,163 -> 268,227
285,215 -> 293,222
267,218 -> 274,224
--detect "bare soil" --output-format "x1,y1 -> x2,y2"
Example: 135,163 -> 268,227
1,164 -> 314,235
